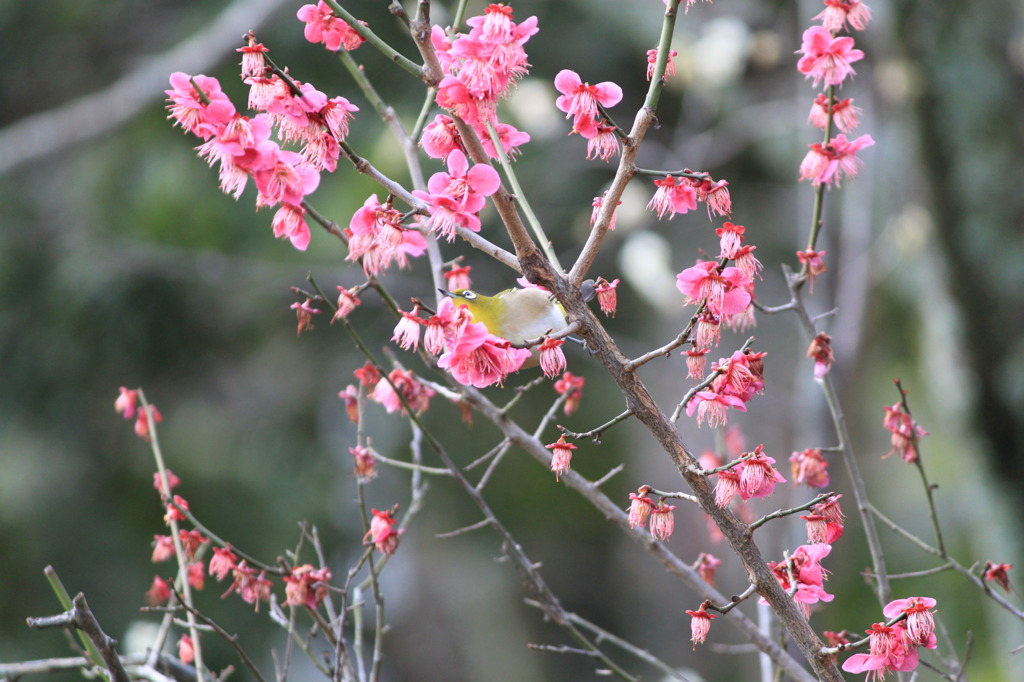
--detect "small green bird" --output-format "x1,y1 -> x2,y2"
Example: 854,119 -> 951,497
441,287 -> 568,346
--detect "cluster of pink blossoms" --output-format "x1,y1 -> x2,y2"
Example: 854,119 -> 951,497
346,193 -> 427,277
795,1 -> 874,188
554,69 -> 623,160
800,494 -> 845,545
340,362 -> 436,420
429,4 -> 536,159
710,444 -> 786,506
115,387 -> 161,440
365,507 -> 402,554
296,1 -> 367,52
283,564 -> 334,609
627,486 -> 678,542
133,400 -> 398,635
554,371 -> 586,415
789,447 -> 830,487
685,349 -> 766,429
647,173 -> 732,221
411,150 -> 501,243
674,223 -> 761,415
435,297 -> 532,387
166,33 -> 360,251
766,543 -> 835,614
384,293 -> 533,389
882,400 -> 929,462
842,597 -> 938,678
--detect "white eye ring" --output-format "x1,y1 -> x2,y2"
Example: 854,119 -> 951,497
461,290 -> 477,300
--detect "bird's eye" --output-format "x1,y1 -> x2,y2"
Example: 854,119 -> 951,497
461,290 -> 477,300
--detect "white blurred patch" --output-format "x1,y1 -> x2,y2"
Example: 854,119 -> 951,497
619,230 -> 680,310
659,669 -> 705,682
875,58 -> 923,104
506,77 -> 563,140
749,28 -> 783,70
123,620 -> 168,656
614,182 -> 651,234
690,17 -> 752,89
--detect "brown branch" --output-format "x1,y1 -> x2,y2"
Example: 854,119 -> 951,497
490,256 -> 841,678
27,593 -> 131,682
458,384 -> 820,682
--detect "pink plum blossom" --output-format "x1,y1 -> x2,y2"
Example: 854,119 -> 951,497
594,277 -> 619,317
554,69 -> 622,138
796,26 -> 864,87
554,372 -> 585,416
480,122 -> 531,159
883,597 -> 937,648
676,261 -> 753,317
790,448 -> 830,487
648,501 -> 677,541
816,0 -> 872,32
209,546 -> 239,581
807,331 -> 834,378
413,150 -> 500,241
436,300 -> 531,388
421,114 -> 464,159
369,369 -> 435,415
647,48 -> 678,81
538,337 -> 567,378
883,401 -> 929,462
296,1 -> 366,52
686,390 -> 747,428
647,175 -> 697,219
796,248 -> 827,292
984,562 -> 1014,593
545,435 -> 577,480
767,543 -> 834,610
392,305 -> 423,351
736,445 -> 786,500
284,564 -> 333,609
799,133 -> 875,187
685,603 -> 716,649
365,508 -> 402,554
332,286 -> 361,322
808,94 -> 862,133
694,553 -> 722,587
166,73 -> 236,140
628,486 -> 655,528
237,37 -> 269,79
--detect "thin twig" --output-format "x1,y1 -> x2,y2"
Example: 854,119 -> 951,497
436,518 -> 492,539
894,379 -> 945,554
559,409 -> 633,443
171,588 -> 266,682
139,390 -> 206,681
531,603 -> 692,682
749,493 -> 834,532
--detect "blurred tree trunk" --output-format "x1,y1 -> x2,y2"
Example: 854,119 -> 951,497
893,0 -> 1024,497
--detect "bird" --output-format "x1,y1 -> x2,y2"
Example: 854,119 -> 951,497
440,287 -> 568,347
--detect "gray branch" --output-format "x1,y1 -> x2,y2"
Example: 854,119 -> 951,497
0,0 -> 290,175
26,592 -> 130,682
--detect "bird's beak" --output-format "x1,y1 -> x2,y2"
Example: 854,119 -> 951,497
438,288 -> 453,298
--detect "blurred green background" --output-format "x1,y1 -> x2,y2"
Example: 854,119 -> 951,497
2,0 -> 1023,680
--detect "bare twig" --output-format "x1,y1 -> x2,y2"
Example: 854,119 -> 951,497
523,601 -> 693,682
27,593 -> 131,682
171,588 -> 266,682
